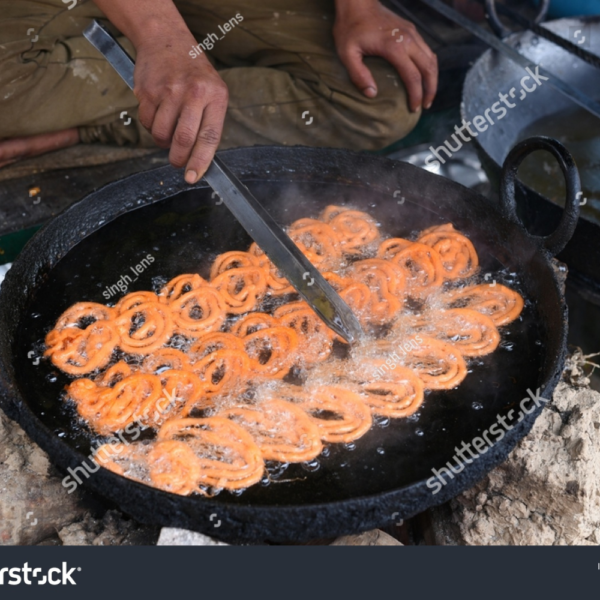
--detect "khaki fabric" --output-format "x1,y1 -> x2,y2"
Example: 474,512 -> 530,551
0,0 -> 421,150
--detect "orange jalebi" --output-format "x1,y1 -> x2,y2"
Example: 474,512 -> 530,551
53,302 -> 116,330
320,205 -> 348,222
67,377 -> 106,419
441,283 -> 524,326
321,206 -> 380,253
158,274 -> 206,304
147,440 -> 203,495
230,312 -> 280,337
405,308 -> 500,357
418,223 -> 479,279
323,272 -> 372,317
273,384 -> 373,443
219,399 -> 323,462
310,358 -> 424,419
378,240 -> 445,297
353,335 -> 468,390
248,243 -> 295,296
273,302 -> 334,364
115,301 -> 174,355
211,266 -> 267,314
383,336 -> 468,390
375,237 -> 412,259
169,286 -> 226,336
288,218 -> 341,270
68,372 -> 163,434
45,205 -> 526,497
157,417 -> 265,490
159,369 -> 206,417
358,377 -> 425,418
95,360 -> 133,387
191,348 -> 252,396
45,320 -> 119,375
190,331 -> 245,360
116,291 -> 160,314
243,326 -> 299,378
209,251 -> 259,280
141,348 -> 191,373
348,259 -> 406,324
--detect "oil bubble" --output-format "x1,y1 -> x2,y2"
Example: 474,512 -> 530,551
302,459 -> 320,472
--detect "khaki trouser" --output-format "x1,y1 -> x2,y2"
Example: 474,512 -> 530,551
0,0 -> 420,150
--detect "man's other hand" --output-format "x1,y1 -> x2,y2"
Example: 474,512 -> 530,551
333,0 -> 438,112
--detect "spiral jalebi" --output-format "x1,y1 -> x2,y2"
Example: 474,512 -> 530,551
218,399 -> 323,462
212,266 -> 267,314
157,417 -> 265,490
418,223 -> 479,280
45,320 -> 119,375
115,301 -> 174,355
273,384 -> 373,443
441,283 -> 524,326
273,302 -> 334,364
321,206 -> 380,253
45,208 -> 525,497
169,286 -> 226,336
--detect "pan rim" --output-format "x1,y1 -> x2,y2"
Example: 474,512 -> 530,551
0,146 -> 567,543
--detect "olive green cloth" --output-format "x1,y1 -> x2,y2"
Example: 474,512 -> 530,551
0,0 -> 420,150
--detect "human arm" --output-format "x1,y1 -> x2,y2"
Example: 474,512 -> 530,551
92,0 -> 228,183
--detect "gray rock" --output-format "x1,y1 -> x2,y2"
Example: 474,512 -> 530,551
430,381 -> 600,545
155,527 -> 401,546
157,528 -> 228,546
0,408 -> 86,545
331,529 -> 402,546
59,511 -> 159,546
0,408 -> 158,546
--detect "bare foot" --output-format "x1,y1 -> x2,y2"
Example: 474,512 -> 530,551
0,128 -> 80,168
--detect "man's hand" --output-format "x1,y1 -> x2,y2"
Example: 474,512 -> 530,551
333,0 -> 438,112
134,35 -> 228,183
92,0 -> 228,184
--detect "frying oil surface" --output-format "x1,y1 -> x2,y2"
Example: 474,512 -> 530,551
30,200 -> 532,500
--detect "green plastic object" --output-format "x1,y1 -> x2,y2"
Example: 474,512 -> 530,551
0,226 -> 41,265
374,107 -> 459,156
